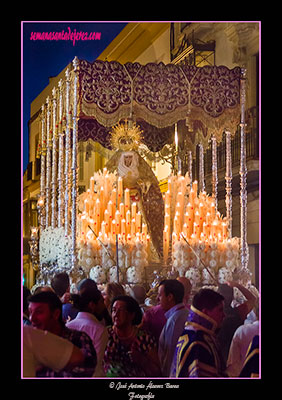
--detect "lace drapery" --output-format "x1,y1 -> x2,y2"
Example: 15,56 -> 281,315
77,59 -> 241,150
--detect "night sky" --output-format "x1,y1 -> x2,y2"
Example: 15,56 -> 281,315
22,21 -> 127,173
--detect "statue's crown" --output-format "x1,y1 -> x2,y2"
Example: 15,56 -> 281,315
110,120 -> 143,151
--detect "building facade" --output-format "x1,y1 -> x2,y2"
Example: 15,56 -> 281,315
23,22 -> 260,288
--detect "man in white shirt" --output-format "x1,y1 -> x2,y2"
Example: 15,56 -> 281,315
23,326 -> 84,377
66,287 -> 108,377
226,306 -> 259,377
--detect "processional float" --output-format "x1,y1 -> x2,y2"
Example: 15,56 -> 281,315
31,56 -> 251,291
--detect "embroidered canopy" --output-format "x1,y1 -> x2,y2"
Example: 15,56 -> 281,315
76,59 -> 242,152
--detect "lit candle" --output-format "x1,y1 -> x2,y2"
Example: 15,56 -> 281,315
121,218 -> 126,236
107,200 -> 113,220
175,202 -> 182,219
165,190 -> 171,208
81,213 -> 87,236
131,202 -> 137,220
167,178 -> 172,193
203,221 -> 210,239
136,211 -> 142,234
84,199 -> 90,214
111,219 -> 116,239
221,222 -> 227,240
192,180 -> 198,196
183,223 -> 188,238
115,210 -> 121,234
194,210 -> 200,225
211,220 -> 218,238
101,221 -> 106,235
95,198 -> 101,233
163,225 -> 169,264
126,210 -> 131,236
124,188 -> 130,211
142,223 -> 147,239
131,218 -> 136,236
119,202 -> 125,220
174,212 -> 180,236
104,209 -> 109,234
210,202 -> 216,218
117,177 -> 123,206
111,188 -> 117,210
165,213 -> 170,229
189,188 -> 195,207
100,186 -> 104,213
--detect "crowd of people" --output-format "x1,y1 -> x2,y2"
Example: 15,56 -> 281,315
23,271 -> 259,378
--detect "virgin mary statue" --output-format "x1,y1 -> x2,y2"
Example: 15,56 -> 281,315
106,120 -> 164,260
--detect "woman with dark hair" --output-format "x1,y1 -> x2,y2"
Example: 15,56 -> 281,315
103,295 -> 161,377
66,287 -> 108,377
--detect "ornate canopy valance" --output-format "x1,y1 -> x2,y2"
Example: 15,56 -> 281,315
77,59 -> 241,151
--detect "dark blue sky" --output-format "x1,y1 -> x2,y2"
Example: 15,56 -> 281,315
22,21 -> 127,173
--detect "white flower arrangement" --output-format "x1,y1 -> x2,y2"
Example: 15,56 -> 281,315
171,236 -> 241,287
39,227 -> 72,270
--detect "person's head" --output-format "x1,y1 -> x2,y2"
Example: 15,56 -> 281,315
111,295 -> 143,329
28,291 -> 64,333
157,279 -> 184,311
192,288 -> 225,328
77,278 -> 98,293
217,284 -> 234,307
129,285 -> 146,305
103,283 -> 125,310
51,272 -> 70,297
72,287 -> 105,318
177,277 -> 192,305
33,286 -> 54,295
